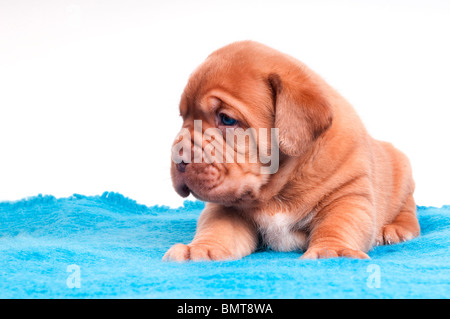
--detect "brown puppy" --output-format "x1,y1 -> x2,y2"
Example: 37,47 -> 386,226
163,41 -> 420,261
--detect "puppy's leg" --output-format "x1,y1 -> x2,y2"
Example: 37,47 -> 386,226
163,203 -> 258,262
302,195 -> 373,259
377,194 -> 420,245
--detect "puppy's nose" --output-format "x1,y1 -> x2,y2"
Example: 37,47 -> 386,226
176,161 -> 189,173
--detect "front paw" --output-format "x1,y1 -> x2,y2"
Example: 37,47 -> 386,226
301,246 -> 370,259
376,224 -> 419,246
162,243 -> 235,262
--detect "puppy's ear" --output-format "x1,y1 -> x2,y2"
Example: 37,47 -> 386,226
268,71 -> 333,157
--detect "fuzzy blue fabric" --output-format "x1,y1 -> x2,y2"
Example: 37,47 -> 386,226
0,192 -> 449,299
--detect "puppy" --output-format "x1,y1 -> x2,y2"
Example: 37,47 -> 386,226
163,41 -> 420,261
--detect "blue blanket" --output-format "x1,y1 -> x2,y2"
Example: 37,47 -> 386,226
0,192 -> 449,298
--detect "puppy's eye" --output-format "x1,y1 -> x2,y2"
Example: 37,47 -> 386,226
219,113 -> 238,126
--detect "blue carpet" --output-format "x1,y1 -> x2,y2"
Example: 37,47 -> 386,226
0,192 -> 449,299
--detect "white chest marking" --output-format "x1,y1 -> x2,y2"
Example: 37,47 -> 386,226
255,212 -> 313,252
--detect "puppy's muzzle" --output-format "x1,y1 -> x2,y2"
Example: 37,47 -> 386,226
176,161 -> 189,173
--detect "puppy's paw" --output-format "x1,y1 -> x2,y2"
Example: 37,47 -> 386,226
162,243 -> 234,262
378,224 -> 418,245
162,243 -> 190,262
301,246 -> 370,259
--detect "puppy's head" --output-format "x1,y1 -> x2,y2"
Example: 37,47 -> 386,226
171,41 -> 333,207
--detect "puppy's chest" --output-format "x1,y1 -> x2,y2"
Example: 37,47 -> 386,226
254,211 -> 313,252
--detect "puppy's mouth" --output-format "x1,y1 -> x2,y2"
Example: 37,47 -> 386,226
173,163 -> 224,200
172,162 -> 259,206
175,182 -> 191,198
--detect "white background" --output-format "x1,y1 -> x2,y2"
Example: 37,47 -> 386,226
0,0 -> 449,208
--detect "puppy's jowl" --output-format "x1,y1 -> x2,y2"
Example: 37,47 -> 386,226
164,41 -> 420,261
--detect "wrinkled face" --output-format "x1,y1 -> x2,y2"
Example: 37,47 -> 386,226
170,69 -> 277,206
170,41 -> 333,207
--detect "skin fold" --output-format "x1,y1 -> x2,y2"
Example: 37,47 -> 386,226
163,41 -> 420,261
